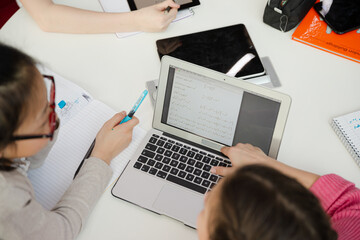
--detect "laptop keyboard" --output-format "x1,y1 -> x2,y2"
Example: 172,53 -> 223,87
133,134 -> 232,194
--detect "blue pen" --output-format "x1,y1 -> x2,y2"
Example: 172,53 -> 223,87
120,90 -> 148,124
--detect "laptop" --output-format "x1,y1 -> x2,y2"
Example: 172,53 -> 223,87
112,56 -> 291,228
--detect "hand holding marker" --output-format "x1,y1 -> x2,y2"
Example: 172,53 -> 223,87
120,90 -> 148,124
164,0 -> 177,14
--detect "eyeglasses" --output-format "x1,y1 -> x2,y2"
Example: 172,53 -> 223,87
12,75 -> 57,141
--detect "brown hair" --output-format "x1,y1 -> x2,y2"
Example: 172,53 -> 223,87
0,43 -> 38,171
209,165 -> 337,240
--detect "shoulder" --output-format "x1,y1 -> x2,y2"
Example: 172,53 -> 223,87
0,170 -> 34,217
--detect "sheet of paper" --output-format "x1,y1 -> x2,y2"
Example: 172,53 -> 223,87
98,0 -> 194,38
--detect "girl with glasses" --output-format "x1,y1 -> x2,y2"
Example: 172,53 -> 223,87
197,143 -> 360,240
0,43 -> 139,239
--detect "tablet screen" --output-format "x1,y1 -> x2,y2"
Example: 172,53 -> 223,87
127,0 -> 200,11
156,24 -> 265,79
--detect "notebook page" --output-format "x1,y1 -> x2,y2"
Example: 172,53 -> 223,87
334,110 -> 360,156
28,100 -> 146,210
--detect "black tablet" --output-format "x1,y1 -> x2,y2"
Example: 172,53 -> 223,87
156,24 -> 265,79
127,0 -> 200,11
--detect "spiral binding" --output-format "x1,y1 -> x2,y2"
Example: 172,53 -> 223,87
332,120 -> 360,167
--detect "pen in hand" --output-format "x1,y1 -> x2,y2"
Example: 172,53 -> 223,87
164,0 -> 177,14
120,89 -> 148,124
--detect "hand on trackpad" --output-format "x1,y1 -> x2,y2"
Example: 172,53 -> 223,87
152,185 -> 204,228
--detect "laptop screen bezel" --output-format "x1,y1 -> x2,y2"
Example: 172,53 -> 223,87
153,56 -> 291,159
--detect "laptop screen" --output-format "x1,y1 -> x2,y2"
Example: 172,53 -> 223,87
161,66 -> 281,154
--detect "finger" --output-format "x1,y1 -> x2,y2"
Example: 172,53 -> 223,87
105,111 -> 126,128
157,0 -> 180,9
221,146 -> 231,157
210,166 -> 233,177
114,116 -> 139,130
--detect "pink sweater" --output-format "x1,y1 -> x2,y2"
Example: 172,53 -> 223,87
310,174 -> 360,240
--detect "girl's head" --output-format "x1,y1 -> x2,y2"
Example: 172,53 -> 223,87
0,43 -> 56,170
197,165 -> 337,240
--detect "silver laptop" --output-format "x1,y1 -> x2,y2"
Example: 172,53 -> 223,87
112,56 -> 291,228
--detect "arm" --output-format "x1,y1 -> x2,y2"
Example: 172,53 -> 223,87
20,0 -> 179,33
212,143 -> 320,189
1,113 -> 138,240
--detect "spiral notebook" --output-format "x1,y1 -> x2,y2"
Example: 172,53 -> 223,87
331,110 -> 360,167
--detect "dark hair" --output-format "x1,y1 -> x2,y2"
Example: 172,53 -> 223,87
209,165 -> 338,240
0,43 -> 38,171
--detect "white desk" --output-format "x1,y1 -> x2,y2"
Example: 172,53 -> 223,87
1,0 -> 360,239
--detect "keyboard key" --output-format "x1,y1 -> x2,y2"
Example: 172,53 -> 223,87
149,168 -> 157,175
137,156 -> 148,163
152,134 -> 159,138
171,145 -> 180,152
218,162 -> 226,167
209,183 -> 216,190
133,162 -> 142,169
164,143 -> 173,149
179,148 -> 188,155
160,137 -> 167,141
175,142 -> 182,146
183,145 -> 191,149
162,157 -> 171,164
194,169 -> 202,176
145,143 -> 157,151
194,177 -> 202,184
210,159 -> 219,166
203,164 -> 211,172
215,157 -> 223,161
167,175 -> 207,194
224,160 -> 232,165
186,174 -> 195,181
142,150 -> 155,158
149,137 -> 157,144
202,180 -> 211,188
155,162 -> 163,169
187,151 -> 195,158
156,148 -> 165,154
168,140 -> 175,144
170,168 -> 179,175
202,156 -> 211,163
156,140 -> 165,147
171,153 -> 180,160
194,154 -> 203,161
207,154 -> 215,158
147,159 -> 155,166
191,148 -> 199,152
178,163 -> 186,170
156,171 -> 167,179
170,160 -> 178,167
195,162 -> 204,169
201,172 -> 210,179
187,159 -> 196,166
209,175 -> 219,182
164,150 -> 172,157
179,156 -> 188,163
162,165 -> 171,172
185,166 -> 194,173
141,165 -> 150,172
178,171 -> 186,178
155,154 -> 163,161
200,151 -> 207,155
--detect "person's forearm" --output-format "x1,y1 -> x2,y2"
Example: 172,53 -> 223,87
21,0 -> 140,33
263,157 -> 320,189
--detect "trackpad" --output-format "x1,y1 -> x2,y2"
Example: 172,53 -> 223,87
153,185 -> 203,227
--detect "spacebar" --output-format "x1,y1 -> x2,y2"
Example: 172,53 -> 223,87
166,175 -> 207,194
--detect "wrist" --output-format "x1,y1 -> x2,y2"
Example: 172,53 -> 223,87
90,151 -> 111,165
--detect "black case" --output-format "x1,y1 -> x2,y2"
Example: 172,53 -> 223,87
263,0 -> 316,32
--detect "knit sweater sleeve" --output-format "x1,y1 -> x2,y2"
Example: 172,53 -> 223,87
310,174 -> 360,240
